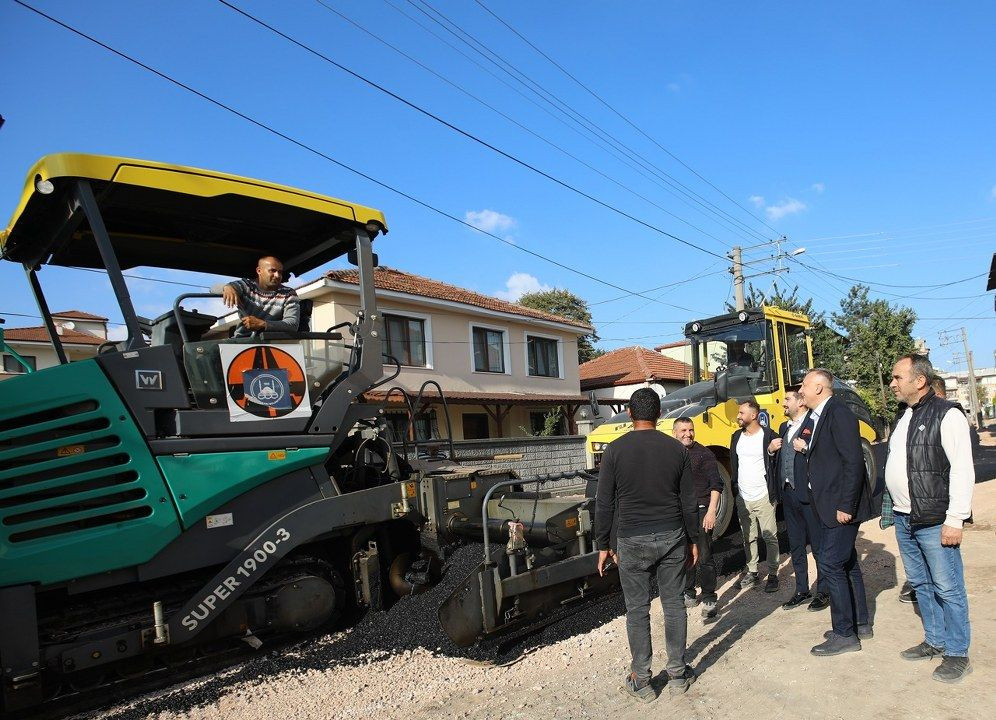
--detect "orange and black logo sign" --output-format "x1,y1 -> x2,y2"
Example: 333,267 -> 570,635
225,346 -> 307,418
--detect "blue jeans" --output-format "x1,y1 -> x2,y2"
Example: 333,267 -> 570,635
894,512 -> 971,656
616,529 -> 688,682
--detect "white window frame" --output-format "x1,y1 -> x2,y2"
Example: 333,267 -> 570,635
522,330 -> 565,380
468,322 -> 511,375
381,308 -> 433,369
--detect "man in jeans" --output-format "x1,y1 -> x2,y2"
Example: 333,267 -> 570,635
730,399 -> 781,592
888,354 -> 975,682
673,416 -> 723,618
595,388 -> 699,702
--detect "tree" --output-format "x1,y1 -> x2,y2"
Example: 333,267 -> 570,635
517,288 -> 601,363
831,285 -> 917,419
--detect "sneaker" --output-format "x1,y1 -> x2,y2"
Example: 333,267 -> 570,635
740,571 -> 758,589
900,641 -> 944,661
667,665 -> 696,695
899,582 -> 918,604
807,593 -> 831,612
683,592 -> 699,608
620,672 -> 656,703
763,573 -> 779,593
701,600 -> 717,619
933,656 -> 972,683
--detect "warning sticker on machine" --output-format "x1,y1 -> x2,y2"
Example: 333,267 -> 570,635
218,344 -> 311,422
206,513 -> 234,529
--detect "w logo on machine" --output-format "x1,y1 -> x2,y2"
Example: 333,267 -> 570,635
224,346 -> 308,419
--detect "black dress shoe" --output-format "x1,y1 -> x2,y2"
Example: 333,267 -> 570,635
811,633 -> 861,656
807,593 -> 831,612
782,592 -> 812,610
824,624 -> 873,640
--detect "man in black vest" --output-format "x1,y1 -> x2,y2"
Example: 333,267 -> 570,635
768,389 -> 830,612
797,369 -> 873,656
887,354 -> 975,683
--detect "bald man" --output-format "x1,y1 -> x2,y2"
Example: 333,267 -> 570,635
222,256 -> 300,336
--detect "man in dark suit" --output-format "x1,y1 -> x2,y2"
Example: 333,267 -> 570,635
767,389 -> 830,612
797,369 -> 873,656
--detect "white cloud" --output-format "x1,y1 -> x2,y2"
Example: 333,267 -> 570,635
811,182 -> 825,194
106,325 -> 129,341
494,272 -> 551,302
464,209 -> 516,235
748,195 -> 765,208
765,198 -> 807,221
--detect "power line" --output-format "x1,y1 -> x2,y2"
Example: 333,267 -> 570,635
214,0 -> 729,263
311,0 -> 735,250
11,0 -> 705,315
473,0 -> 782,240
398,0 -> 771,244
790,257 -> 985,290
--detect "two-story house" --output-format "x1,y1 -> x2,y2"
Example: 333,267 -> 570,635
0,310 -> 107,381
217,267 -> 591,441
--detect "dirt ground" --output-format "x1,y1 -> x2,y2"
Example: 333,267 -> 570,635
94,440 -> 996,720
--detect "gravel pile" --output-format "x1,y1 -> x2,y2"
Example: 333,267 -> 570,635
86,544 -> 626,719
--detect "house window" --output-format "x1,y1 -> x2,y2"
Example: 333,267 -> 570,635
527,335 -> 559,377
529,408 -> 565,436
385,409 -> 437,442
384,313 -> 427,367
462,413 -> 490,440
3,354 -> 36,373
472,327 -> 505,373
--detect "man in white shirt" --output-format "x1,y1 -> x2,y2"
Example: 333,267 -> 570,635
730,399 -> 780,592
887,354 -> 975,683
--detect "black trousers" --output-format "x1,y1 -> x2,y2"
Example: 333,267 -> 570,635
684,505 -> 717,602
818,521 -> 869,637
782,487 -> 827,595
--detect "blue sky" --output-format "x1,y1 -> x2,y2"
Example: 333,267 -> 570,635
1,1 -> 993,372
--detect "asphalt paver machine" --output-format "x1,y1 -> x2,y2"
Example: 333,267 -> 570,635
0,155 -> 618,711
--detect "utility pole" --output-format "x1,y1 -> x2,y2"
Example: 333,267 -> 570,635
731,245 -> 745,312
939,328 -> 982,427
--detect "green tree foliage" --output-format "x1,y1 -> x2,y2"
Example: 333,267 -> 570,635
517,288 -> 601,363
831,285 -> 917,419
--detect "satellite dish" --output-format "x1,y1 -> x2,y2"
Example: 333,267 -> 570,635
62,321 -> 76,331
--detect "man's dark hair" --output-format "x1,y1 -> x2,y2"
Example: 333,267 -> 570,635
739,398 -> 761,414
898,353 -> 934,384
930,375 -> 947,397
629,388 -> 661,422
674,416 -> 694,427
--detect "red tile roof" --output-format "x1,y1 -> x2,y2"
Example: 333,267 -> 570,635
654,339 -> 689,351
366,390 -> 586,406
324,267 -> 593,331
580,346 -> 691,390
52,310 -> 109,321
2,325 -> 105,346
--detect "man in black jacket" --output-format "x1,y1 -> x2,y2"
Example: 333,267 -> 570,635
797,369 -> 872,656
673,416 -> 724,617
768,390 -> 830,612
595,389 -> 699,702
730,399 -> 781,592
